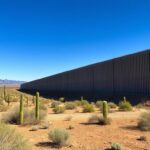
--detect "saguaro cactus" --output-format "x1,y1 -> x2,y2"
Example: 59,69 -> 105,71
20,94 -> 24,125
4,86 -> 7,101
35,92 -> 40,120
7,94 -> 10,106
102,101 -> 108,120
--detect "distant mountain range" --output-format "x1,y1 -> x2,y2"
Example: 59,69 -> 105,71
0,79 -> 26,86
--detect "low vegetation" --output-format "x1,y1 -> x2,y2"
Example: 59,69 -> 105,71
83,104 -> 94,113
95,100 -> 103,108
0,123 -> 31,150
110,143 -> 123,150
48,128 -> 70,147
138,111 -> 150,131
65,102 -> 76,110
2,105 -> 46,125
88,114 -> 100,124
119,99 -> 132,111
53,106 -> 65,114
51,101 -> 61,108
88,101 -> 111,125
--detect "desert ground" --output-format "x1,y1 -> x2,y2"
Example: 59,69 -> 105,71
0,87 -> 150,150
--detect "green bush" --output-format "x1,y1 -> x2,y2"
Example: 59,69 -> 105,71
138,111 -> 150,131
83,104 -> 94,113
48,128 -> 69,147
0,123 -> 32,150
81,99 -> 89,106
51,101 -> 61,108
65,102 -> 76,110
53,106 -> 65,114
2,105 -> 47,125
59,97 -> 65,102
111,143 -> 123,150
74,100 -> 82,106
119,100 -> 132,111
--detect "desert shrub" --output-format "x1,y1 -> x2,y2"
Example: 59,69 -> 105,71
30,125 -> 40,131
88,115 -> 100,124
119,100 -> 132,111
53,106 -> 65,114
0,123 -> 31,150
2,105 -> 47,125
81,99 -> 89,106
59,97 -> 65,102
95,100 -> 103,108
111,143 -> 123,150
65,102 -> 76,110
51,101 -> 61,108
74,100 -> 82,106
83,104 -> 94,113
39,122 -> 50,129
108,102 -> 117,109
48,128 -> 69,147
138,111 -> 150,131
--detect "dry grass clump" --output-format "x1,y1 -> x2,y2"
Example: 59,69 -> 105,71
0,98 -> 8,112
2,105 -> 47,125
83,104 -> 94,113
88,114 -> 100,124
119,100 -> 132,111
59,97 -> 65,102
95,100 -> 103,108
51,101 -> 61,108
48,128 -> 70,147
138,111 -> 150,131
110,143 -> 123,150
65,102 -> 76,110
0,123 -> 32,150
53,106 -> 65,114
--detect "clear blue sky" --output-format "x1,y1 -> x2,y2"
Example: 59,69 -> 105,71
0,0 -> 150,81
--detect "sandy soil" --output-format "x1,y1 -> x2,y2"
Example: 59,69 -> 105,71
14,109 -> 150,150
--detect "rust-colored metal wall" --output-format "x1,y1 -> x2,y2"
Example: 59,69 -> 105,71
21,50 -> 150,103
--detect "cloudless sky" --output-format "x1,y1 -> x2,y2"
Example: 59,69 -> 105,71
0,0 -> 150,81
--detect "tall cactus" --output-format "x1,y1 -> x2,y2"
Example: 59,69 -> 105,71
4,86 -> 7,101
7,94 -> 10,106
19,94 -> 24,125
35,92 -> 40,120
102,101 -> 108,120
